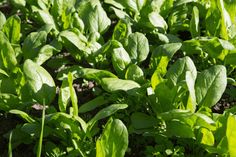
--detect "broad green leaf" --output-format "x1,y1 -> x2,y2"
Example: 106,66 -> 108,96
166,119 -> 195,138
190,6 -> 200,38
34,44 -> 57,65
57,65 -> 117,83
0,31 -> 17,71
10,0 -> 26,7
60,30 -> 88,60
22,31 -> 47,60
101,78 -> 140,92
195,65 -> 227,107
87,5 -> 111,34
9,109 -> 35,123
148,11 -> 168,31
0,11 -> 6,29
23,59 -> 56,104
150,43 -> 182,75
79,95 -> 109,113
58,78 -> 70,112
31,6 -> 57,30
125,64 -> 144,83
2,15 -> 21,44
155,33 -> 182,44
194,113 -> 216,131
76,0 -> 101,27
87,104 -> 128,130
110,6 -> 130,19
112,47 -> 131,76
154,82 -> 176,112
197,127 -> 214,146
166,56 -> 197,87
126,32 -> 149,63
131,112 -> 157,129
72,12 -> 84,32
96,119 -> 128,157
226,114 -> 236,157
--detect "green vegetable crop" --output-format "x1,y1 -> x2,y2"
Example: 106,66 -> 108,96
0,0 -> 236,156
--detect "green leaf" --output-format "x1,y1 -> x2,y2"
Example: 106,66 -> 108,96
32,6 -> 57,30
166,56 -> 197,87
10,0 -> 26,7
126,32 -> 149,63
60,30 -> 88,60
68,72 -> 78,116
0,31 -> 17,71
79,95 -> 109,113
46,112 -> 86,138
148,11 -> 168,31
112,47 -> 131,76
72,12 -> 84,32
96,119 -> 128,157
2,15 -> 21,44
190,6 -> 200,38
150,43 -> 182,75
197,127 -> 214,146
87,104 -> 128,130
166,119 -> 195,138
87,5 -> 111,34
57,66 -> 117,83
101,78 -> 140,92
23,59 -> 56,104
186,71 -> 197,113
181,39 -> 202,55
226,114 -> 236,157
205,1 -> 221,38
58,78 -> 70,112
195,65 -> 227,107
0,11 -> 6,29
131,112 -> 157,129
22,30 -> 47,60
125,64 -> 144,83
205,0 -> 231,40
34,44 -> 59,65
9,109 -> 35,123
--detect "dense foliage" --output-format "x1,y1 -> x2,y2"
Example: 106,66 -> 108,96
0,0 -> 236,156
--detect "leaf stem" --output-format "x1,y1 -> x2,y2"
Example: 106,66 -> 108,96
37,99 -> 46,157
